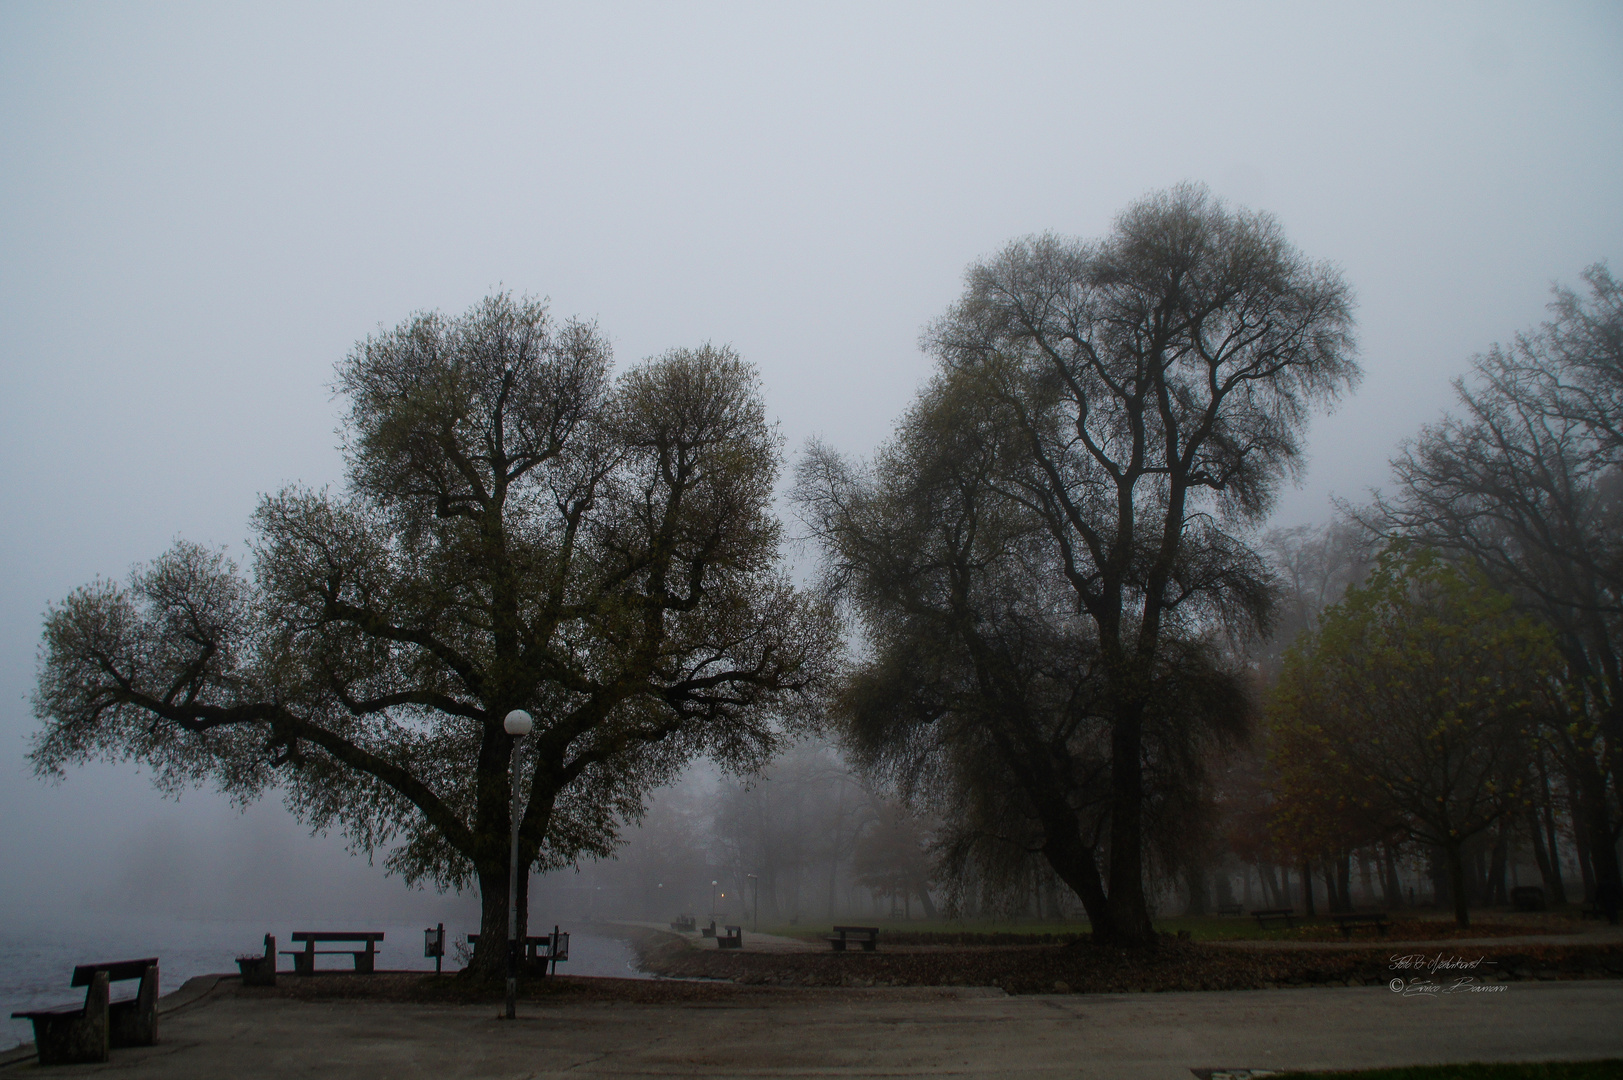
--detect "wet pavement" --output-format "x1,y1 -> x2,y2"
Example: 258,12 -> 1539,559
3,974 -> 1619,1078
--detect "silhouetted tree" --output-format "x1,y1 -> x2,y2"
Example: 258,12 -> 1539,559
904,184 -> 1358,943
31,295 -> 838,976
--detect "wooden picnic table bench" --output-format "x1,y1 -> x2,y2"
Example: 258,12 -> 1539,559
827,925 -> 879,952
282,931 -> 384,975
1251,908 -> 1297,929
11,957 -> 159,1066
670,914 -> 697,932
1330,912 -> 1390,939
467,928 -> 570,974
717,925 -> 743,949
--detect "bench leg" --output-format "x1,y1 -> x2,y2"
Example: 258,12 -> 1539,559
861,940 -> 876,952
353,950 -> 375,974
293,951 -> 314,976
33,971 -> 109,1066
110,964 -> 159,1047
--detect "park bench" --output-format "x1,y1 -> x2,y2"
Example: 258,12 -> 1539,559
826,925 -> 880,952
282,931 -> 384,974
701,919 -> 718,938
11,958 -> 159,1066
236,934 -> 277,986
717,925 -> 743,949
1330,912 -> 1390,939
670,914 -> 697,932
467,928 -> 570,975
1251,908 -> 1297,929
1214,903 -> 1244,916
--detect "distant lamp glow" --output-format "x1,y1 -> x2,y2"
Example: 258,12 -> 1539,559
504,709 -> 533,736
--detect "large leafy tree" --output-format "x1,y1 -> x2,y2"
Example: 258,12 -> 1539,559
32,295 -> 837,975
896,184 -> 1358,943
1372,265 -> 1623,921
1268,547 -> 1554,927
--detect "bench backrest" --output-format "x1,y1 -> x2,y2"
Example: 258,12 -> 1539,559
290,932 -> 385,943
831,926 -> 879,936
72,959 -> 157,986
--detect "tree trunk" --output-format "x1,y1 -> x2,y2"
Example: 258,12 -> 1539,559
1103,704 -> 1157,944
466,862 -> 530,980
1043,825 -> 1113,939
1573,810 -> 1596,903
1584,804 -> 1623,924
1333,853 -> 1352,913
1300,861 -> 1316,917
1537,772 -> 1569,905
1382,845 -> 1404,909
1445,841 -> 1471,928
1488,824 -> 1509,906
1528,810 -> 1565,904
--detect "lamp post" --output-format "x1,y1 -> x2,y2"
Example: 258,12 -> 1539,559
503,708 -> 533,1021
711,880 -> 718,919
746,874 -> 758,932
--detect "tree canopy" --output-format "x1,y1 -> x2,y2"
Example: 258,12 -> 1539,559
1371,264 -> 1623,920
800,184 -> 1359,944
1268,546 -> 1556,926
32,295 -> 838,974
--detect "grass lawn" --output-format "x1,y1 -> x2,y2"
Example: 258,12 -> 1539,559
1266,1063 -> 1622,1079
760,912 -> 1584,945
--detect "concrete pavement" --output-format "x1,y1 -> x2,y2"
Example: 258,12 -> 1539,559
3,976 -> 1619,1078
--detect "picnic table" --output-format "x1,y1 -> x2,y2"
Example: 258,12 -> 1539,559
717,925 -> 743,949
11,957 -> 159,1066
670,914 -> 697,932
826,926 -> 880,952
282,931 -> 384,975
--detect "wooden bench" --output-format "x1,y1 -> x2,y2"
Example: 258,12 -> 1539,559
1330,912 -> 1390,939
1251,908 -> 1297,929
236,934 -> 277,986
717,925 -> 743,949
827,925 -> 879,952
11,958 -> 159,1066
467,928 -> 570,975
670,914 -> 697,932
1214,903 -> 1244,916
281,931 -> 384,975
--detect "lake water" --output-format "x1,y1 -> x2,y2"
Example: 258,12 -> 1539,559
1,919 -> 647,1050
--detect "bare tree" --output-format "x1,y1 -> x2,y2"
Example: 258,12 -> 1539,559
31,295 -> 839,975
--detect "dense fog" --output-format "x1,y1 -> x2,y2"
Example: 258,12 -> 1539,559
2,3 -> 1619,949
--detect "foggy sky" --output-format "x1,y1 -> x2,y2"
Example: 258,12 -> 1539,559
2,2 -> 1619,931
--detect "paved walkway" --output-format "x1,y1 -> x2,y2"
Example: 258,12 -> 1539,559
4,976 -> 1619,1078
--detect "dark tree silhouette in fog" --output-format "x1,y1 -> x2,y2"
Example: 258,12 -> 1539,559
802,185 -> 1358,945
32,295 -> 838,976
